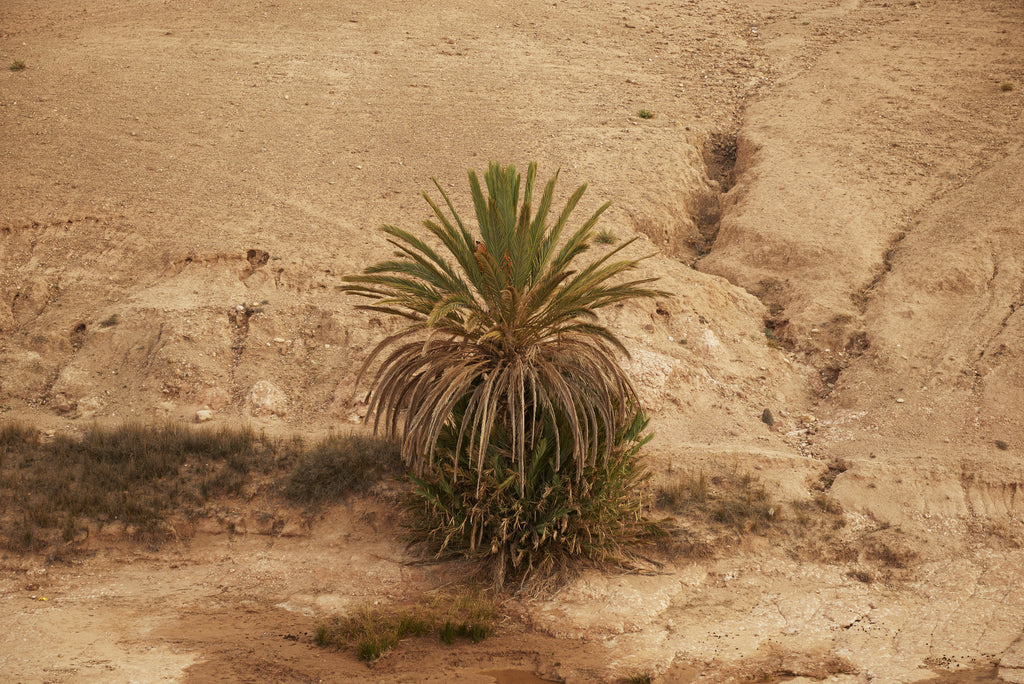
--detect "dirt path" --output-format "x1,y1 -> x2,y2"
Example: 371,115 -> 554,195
2,0 -> 1023,681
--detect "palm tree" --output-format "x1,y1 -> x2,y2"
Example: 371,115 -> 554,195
341,162 -> 666,493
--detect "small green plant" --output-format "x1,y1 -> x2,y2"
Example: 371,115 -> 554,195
314,589 -> 498,662
99,313 -> 120,328
763,327 -> 782,349
595,228 -> 617,244
1001,81 -> 1015,92
9,60 -> 27,72
638,109 -> 655,119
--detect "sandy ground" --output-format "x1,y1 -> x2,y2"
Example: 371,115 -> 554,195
2,0 -> 1024,681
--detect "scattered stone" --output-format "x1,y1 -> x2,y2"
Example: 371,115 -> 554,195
195,408 -> 214,423
761,408 -> 775,426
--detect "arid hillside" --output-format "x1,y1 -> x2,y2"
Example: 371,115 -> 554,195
2,0 -> 1023,681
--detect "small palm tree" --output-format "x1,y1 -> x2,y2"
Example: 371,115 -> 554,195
341,162 -> 667,581
343,162 -> 663,482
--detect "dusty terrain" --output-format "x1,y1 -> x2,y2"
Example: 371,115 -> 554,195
2,0 -> 1023,681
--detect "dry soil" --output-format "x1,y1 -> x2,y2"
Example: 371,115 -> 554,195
2,0 -> 1023,681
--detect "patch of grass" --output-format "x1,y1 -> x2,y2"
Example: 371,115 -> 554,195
594,228 -> 617,244
0,420 -> 409,558
626,673 -> 653,684
98,314 -> 120,328
9,60 -> 27,72
0,421 -> 282,554
638,109 -> 655,119
657,467 -> 856,564
863,540 -> 916,569
285,433 -> 403,507
1001,81 -> 1014,92
1,421 -> 39,450
314,589 -> 498,662
658,470 -> 774,534
657,471 -> 708,509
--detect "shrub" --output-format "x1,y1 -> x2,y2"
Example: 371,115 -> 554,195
408,409 -> 662,585
341,162 -> 667,586
285,433 -> 403,506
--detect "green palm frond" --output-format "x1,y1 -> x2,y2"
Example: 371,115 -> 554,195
339,162 -> 668,494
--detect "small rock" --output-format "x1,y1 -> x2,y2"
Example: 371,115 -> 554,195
53,393 -> 75,414
195,409 -> 214,423
761,408 -> 775,426
249,380 -> 288,418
